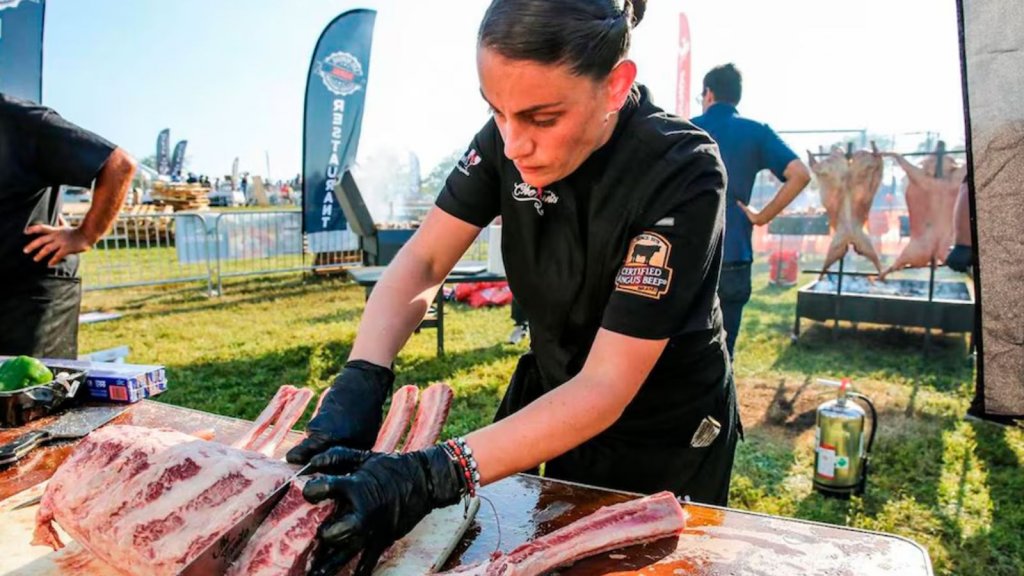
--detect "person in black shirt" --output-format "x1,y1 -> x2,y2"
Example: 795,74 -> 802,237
0,94 -> 136,359
286,2 -> 737,573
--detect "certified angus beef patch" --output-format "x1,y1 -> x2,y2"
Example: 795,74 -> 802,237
615,232 -> 674,299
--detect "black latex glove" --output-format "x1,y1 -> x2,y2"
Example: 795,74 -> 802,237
286,360 -> 395,464
301,445 -> 467,576
946,244 -> 973,273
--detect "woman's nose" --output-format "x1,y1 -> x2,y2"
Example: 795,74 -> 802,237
502,121 -> 533,161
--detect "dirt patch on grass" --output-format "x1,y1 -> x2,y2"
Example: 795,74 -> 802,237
734,376 -> 930,444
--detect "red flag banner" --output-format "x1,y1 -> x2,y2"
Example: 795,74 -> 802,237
676,13 -> 692,118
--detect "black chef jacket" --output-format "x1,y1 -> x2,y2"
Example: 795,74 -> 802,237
436,85 -> 740,503
0,94 -> 116,358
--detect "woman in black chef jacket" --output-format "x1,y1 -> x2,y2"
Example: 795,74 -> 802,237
286,1 -> 740,573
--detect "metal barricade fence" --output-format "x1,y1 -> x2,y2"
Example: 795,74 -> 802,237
213,210 -> 360,294
74,210 -> 493,295
214,211 -> 304,293
71,211 -> 214,293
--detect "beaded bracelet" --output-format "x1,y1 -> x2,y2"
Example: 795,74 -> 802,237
441,437 -> 480,498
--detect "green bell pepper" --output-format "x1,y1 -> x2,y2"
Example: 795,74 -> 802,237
0,356 -> 54,392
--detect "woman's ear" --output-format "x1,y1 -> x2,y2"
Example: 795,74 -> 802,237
607,59 -> 638,110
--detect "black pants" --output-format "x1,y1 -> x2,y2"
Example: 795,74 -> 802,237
510,298 -> 527,325
0,275 -> 82,359
718,262 -> 752,360
495,353 -> 741,506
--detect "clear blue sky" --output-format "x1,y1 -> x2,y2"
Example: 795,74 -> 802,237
42,0 -> 965,183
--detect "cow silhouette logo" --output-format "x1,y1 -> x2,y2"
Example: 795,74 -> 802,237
630,242 -> 662,265
615,232 -> 674,299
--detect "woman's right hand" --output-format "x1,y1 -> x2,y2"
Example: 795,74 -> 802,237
301,445 -> 467,576
286,360 -> 395,464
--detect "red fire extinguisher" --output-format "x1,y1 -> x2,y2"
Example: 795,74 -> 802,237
769,250 -> 799,286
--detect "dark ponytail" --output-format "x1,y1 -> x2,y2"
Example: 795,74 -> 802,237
478,0 -> 647,80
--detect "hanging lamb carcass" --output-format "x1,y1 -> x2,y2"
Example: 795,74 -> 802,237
879,147 -> 967,279
809,145 -> 885,277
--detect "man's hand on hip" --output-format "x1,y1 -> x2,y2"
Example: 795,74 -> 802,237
23,223 -> 93,267
737,200 -> 768,226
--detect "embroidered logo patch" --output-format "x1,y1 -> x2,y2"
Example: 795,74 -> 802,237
457,148 -> 482,176
615,232 -> 674,299
511,182 -> 559,215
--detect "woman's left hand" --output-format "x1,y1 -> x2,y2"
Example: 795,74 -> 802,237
302,446 -> 468,576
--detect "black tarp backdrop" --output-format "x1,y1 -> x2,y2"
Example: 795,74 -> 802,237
959,0 -> 1024,418
302,9 -> 376,253
0,0 -> 45,102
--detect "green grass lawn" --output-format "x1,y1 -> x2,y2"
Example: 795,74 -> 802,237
80,268 -> 1021,576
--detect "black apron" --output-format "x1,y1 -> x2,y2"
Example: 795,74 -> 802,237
495,348 -> 741,506
0,275 -> 82,359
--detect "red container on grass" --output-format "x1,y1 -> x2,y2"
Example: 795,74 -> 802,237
769,250 -> 799,286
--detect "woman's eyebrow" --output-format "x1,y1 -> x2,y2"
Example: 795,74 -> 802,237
480,91 -> 563,117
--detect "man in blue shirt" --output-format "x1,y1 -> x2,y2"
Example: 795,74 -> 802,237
691,64 -> 810,360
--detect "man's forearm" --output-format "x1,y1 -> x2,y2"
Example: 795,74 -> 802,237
760,179 -> 806,222
78,147 -> 136,244
759,161 -> 811,223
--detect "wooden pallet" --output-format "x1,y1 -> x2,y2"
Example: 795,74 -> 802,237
151,182 -> 211,211
61,204 -> 175,243
310,251 -> 361,276
118,204 -> 175,242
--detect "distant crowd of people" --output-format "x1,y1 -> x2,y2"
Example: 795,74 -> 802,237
169,172 -> 303,206
183,173 -> 212,186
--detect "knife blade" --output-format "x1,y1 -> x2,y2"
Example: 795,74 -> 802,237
0,405 -> 127,467
176,463 -> 310,576
12,494 -> 42,511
